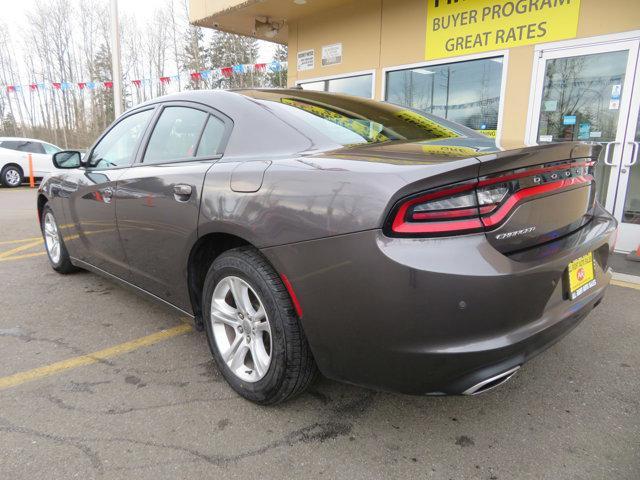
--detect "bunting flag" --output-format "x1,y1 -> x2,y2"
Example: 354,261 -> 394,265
1,61 -> 288,95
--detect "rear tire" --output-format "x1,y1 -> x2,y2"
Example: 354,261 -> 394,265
41,204 -> 77,274
1,165 -> 23,188
202,247 -> 317,405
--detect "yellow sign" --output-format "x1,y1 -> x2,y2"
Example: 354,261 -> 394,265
425,0 -> 581,60
567,251 -> 595,300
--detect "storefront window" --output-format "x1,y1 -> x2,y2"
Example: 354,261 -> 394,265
299,74 -> 373,98
385,57 -> 504,136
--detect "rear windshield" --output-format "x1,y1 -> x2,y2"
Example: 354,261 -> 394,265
248,90 -> 484,147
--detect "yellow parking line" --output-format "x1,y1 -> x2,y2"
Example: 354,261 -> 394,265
0,239 -> 44,259
0,252 -> 46,262
0,236 -> 44,246
611,279 -> 640,291
0,323 -> 193,390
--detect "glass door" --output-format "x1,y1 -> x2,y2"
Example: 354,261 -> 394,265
529,39 -> 640,251
612,63 -> 640,252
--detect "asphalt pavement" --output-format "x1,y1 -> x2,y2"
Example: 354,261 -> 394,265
0,186 -> 638,479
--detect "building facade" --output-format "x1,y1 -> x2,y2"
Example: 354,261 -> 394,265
190,0 -> 640,251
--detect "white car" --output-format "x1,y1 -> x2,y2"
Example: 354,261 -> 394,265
0,137 -> 62,187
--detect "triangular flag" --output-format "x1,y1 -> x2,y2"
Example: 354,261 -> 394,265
103,81 -> 113,88
190,72 -> 201,81
29,83 -> 38,91
132,79 -> 141,87
52,82 -> 61,89
6,85 -> 15,93
77,82 -> 86,90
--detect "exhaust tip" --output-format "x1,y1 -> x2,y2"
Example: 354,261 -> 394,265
463,365 -> 520,396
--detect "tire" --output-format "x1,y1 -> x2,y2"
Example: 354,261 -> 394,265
202,247 -> 317,405
1,165 -> 23,188
41,204 -> 77,274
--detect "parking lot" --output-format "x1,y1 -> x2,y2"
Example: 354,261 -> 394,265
0,186 -> 638,480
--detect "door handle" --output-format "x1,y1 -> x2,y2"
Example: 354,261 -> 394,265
623,141 -> 639,167
173,184 -> 192,199
602,141 -> 620,166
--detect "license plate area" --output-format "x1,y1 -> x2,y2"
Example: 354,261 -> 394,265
566,252 -> 596,300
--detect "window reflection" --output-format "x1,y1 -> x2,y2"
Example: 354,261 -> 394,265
299,74 -> 373,98
385,57 -> 503,136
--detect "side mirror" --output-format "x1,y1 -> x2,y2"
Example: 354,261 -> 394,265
52,150 -> 82,169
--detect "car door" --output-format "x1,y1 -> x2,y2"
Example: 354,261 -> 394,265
0,140 -> 30,175
116,102 -> 231,311
62,108 -> 156,279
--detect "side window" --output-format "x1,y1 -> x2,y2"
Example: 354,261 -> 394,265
42,143 -> 61,155
22,142 -> 46,154
196,116 -> 227,156
143,107 -> 207,163
88,109 -> 153,169
0,141 -> 21,151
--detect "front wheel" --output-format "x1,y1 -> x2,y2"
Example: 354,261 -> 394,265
202,247 -> 317,405
41,205 -> 77,273
1,165 -> 23,188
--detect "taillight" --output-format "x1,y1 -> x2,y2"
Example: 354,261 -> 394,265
386,160 -> 595,237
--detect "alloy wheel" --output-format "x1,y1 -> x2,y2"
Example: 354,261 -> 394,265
5,169 -> 21,187
210,275 -> 272,382
44,212 -> 61,263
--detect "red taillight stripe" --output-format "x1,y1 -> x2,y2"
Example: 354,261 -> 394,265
280,274 -> 303,318
480,176 -> 591,227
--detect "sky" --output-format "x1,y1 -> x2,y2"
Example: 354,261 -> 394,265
1,0 -> 278,65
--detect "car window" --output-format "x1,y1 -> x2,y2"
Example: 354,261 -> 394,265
22,142 -> 46,154
196,116 -> 226,156
0,140 -> 44,153
42,143 -> 61,155
88,109 -> 153,168
0,141 -> 21,151
143,107 -> 207,163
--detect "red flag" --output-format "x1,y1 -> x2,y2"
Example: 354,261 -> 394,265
190,72 -> 201,81
132,79 -> 141,88
6,85 -> 15,93
103,81 -> 113,88
77,82 -> 86,90
52,82 -> 61,89
254,63 -> 267,72
29,84 -> 38,91
159,76 -> 171,84
221,67 -> 233,78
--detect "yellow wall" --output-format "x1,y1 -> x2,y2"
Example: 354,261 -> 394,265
287,0 -> 640,146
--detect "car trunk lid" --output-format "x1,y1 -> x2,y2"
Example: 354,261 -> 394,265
476,142 -> 601,253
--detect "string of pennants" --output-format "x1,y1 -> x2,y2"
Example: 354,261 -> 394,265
2,61 -> 287,94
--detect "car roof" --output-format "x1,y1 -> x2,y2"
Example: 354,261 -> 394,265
0,137 -> 59,146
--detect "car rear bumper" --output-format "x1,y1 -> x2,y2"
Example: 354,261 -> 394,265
261,204 -> 617,395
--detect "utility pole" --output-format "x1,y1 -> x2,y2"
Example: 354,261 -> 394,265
110,0 -> 123,117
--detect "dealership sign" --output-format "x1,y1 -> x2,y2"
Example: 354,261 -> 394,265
425,0 -> 581,60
